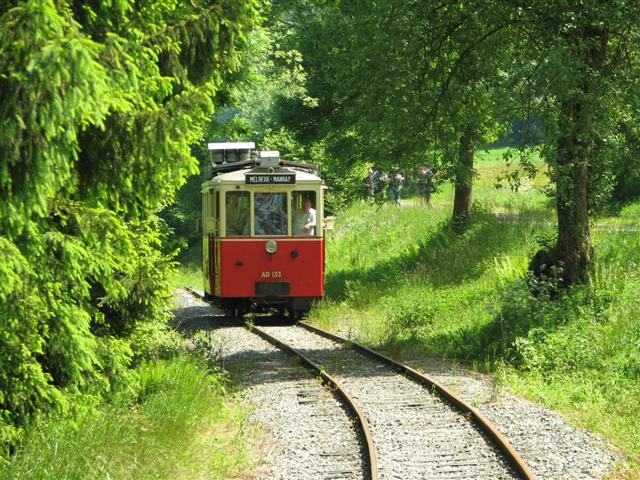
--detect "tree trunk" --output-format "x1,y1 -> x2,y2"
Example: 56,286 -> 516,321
551,98 -> 593,284
531,28 -> 607,286
452,124 -> 474,228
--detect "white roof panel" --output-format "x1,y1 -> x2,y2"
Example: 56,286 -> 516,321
207,142 -> 255,150
260,150 -> 280,157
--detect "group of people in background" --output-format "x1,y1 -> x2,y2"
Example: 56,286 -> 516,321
363,164 -> 434,205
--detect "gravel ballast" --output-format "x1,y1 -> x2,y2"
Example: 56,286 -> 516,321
259,324 -> 519,480
402,355 -> 619,480
173,289 -> 618,479
173,290 -> 367,480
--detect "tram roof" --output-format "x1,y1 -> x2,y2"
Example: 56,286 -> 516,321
201,167 -> 323,190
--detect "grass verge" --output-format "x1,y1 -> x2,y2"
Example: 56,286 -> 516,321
309,149 -> 640,469
1,357 -> 258,480
170,240 -> 203,290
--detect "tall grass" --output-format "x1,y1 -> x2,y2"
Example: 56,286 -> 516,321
170,264 -> 202,291
1,357 -> 257,480
309,150 -> 640,464
170,240 -> 203,290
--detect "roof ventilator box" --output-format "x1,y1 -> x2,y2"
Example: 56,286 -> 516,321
258,150 -> 283,169
207,142 -> 255,164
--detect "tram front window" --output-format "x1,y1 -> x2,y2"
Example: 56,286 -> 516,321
225,191 -> 250,236
292,191 -> 317,236
254,192 -> 288,236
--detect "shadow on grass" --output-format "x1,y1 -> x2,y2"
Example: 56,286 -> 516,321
371,273 -> 591,368
326,208 -> 549,305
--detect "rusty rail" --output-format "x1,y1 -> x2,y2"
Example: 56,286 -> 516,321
183,287 -> 378,480
183,287 -> 532,479
299,321 -> 536,480
250,324 -> 379,480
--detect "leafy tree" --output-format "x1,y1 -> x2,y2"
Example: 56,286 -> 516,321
0,0 -> 259,450
265,1 -> 514,222
507,0 -> 640,284
161,4 -> 321,251
286,0 -> 640,283
410,1 -> 514,225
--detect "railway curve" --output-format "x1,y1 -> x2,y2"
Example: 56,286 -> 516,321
251,322 -> 535,480
186,287 -> 534,479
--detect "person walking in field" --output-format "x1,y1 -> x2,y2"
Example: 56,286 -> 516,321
388,165 -> 405,205
363,168 -> 376,202
416,164 -> 434,205
416,166 -> 426,202
375,170 -> 389,203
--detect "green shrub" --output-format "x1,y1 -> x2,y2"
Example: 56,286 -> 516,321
0,210 -> 177,452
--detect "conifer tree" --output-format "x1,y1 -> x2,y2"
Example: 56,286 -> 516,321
0,0 -> 260,450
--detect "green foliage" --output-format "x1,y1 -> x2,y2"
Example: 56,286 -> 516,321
610,122 -> 640,205
255,0 -> 640,280
1,357 -> 257,479
308,172 -> 640,459
255,0 -> 518,219
0,0 -> 114,230
0,208 -> 178,450
163,6 -> 327,248
0,0 -> 260,452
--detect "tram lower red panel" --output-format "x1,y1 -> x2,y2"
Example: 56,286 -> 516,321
214,238 -> 324,298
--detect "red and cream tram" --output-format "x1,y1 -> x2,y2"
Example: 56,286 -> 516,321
202,143 -> 326,319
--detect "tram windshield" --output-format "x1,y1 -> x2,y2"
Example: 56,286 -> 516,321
254,192 -> 288,236
225,191 -> 250,236
291,191 -> 317,236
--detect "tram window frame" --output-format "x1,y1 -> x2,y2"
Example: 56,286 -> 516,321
203,190 -> 218,236
254,192 -> 289,236
215,191 -> 219,220
206,191 -> 215,219
225,191 -> 250,237
202,192 -> 207,235
291,191 -> 318,236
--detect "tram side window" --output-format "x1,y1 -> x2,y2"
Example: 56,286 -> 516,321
206,191 -> 215,218
292,191 -> 317,236
254,192 -> 288,236
204,191 -> 218,235
225,191 -> 250,236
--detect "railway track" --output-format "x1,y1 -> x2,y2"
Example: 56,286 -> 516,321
248,322 -> 378,480
186,289 -> 535,480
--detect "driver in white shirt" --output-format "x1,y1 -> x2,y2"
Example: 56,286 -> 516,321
293,198 -> 316,236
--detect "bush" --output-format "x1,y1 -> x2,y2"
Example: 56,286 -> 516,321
0,209 -> 177,453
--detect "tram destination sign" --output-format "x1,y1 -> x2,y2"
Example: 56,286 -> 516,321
245,173 -> 296,185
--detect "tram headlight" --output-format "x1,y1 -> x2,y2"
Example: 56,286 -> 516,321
265,240 -> 278,254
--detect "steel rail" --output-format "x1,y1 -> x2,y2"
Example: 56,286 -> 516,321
249,324 -> 379,480
298,321 -> 536,480
183,288 -> 378,480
